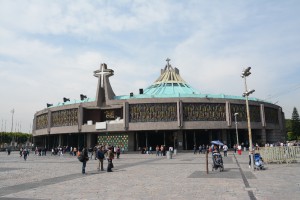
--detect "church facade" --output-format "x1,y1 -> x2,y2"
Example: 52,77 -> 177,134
32,60 -> 285,150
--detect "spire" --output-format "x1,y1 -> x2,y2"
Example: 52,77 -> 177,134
94,63 -> 115,107
156,58 -> 186,84
143,59 -> 200,95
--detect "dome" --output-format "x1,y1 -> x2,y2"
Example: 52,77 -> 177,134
143,58 -> 200,96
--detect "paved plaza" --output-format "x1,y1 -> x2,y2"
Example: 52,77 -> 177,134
0,150 -> 299,200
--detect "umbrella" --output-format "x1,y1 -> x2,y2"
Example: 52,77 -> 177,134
211,140 -> 224,146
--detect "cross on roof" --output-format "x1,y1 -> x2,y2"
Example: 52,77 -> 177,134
94,64 -> 111,88
166,58 -> 171,67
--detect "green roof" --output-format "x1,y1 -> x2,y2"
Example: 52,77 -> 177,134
114,59 -> 263,102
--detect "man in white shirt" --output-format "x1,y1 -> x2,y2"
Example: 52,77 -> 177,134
223,144 -> 228,157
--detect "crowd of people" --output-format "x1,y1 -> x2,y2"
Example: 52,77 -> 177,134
77,145 -> 123,174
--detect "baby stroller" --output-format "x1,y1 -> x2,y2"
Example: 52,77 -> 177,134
254,153 -> 265,170
212,152 -> 224,172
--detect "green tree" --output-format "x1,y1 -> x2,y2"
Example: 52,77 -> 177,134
0,132 -> 32,145
291,107 -> 300,140
0,132 -> 13,144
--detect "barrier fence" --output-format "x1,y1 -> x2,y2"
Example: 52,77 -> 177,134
257,146 -> 300,164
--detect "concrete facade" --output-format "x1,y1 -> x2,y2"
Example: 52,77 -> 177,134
33,62 -> 285,150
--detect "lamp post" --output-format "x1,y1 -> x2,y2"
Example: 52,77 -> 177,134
241,67 -> 255,170
234,113 -> 239,146
10,109 -> 14,133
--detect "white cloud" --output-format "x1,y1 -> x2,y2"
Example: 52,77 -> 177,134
0,0 -> 300,132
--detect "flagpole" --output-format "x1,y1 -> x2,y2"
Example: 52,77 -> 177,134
11,109 -> 14,133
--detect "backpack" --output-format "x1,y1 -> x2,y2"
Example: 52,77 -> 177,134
97,150 -> 104,159
77,152 -> 84,162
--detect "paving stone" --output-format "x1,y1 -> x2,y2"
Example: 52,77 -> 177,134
0,151 -> 299,200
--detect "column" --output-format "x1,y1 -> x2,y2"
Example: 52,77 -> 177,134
58,134 -> 62,147
184,131 -> 187,150
226,101 -> 232,127
177,130 -> 183,150
261,129 -> 266,145
209,130 -> 212,142
86,133 -> 92,148
222,129 -> 227,144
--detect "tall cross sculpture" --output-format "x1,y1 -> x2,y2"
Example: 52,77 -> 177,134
94,63 -> 111,88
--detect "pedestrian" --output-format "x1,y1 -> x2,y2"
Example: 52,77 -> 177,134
23,149 -> 28,161
88,147 -> 93,159
149,146 -> 153,154
73,147 -> 77,156
193,145 -> 197,154
106,147 -> 114,172
80,147 -> 89,174
198,145 -> 202,154
93,146 -> 98,160
156,145 -> 160,156
160,145 -> 164,156
96,146 -> 105,171
237,144 -> 242,155
116,146 -> 121,159
233,144 -> 237,154
249,150 -> 254,168
223,144 -> 228,157
19,148 -> 23,157
69,146 -> 73,156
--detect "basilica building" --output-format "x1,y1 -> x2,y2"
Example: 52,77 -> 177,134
33,60 -> 285,150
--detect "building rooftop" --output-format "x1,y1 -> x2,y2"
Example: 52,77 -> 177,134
114,59 -> 262,102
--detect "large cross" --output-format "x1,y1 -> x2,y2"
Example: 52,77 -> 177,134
95,64 -> 110,88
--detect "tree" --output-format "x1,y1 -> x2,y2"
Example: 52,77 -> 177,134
290,107 -> 300,140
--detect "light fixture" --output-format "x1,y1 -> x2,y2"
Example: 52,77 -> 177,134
241,66 -> 255,170
80,94 -> 87,101
234,113 -> 239,145
63,97 -> 70,103
47,103 -> 53,108
241,67 -> 251,77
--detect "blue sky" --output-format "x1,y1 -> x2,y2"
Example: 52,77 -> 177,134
0,0 -> 300,133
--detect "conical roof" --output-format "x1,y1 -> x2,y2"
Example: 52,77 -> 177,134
114,59 -> 261,102
143,59 -> 200,95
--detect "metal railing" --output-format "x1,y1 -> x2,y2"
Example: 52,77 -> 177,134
257,146 -> 300,164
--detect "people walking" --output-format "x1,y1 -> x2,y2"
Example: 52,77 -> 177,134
23,149 -> 28,161
116,146 -> 121,159
107,147 -> 114,172
96,146 -> 105,171
19,148 -> 23,157
156,145 -> 160,156
223,144 -> 228,157
233,144 -> 237,154
198,145 -> 202,154
160,145 -> 164,156
80,148 -> 89,174
237,144 -> 242,155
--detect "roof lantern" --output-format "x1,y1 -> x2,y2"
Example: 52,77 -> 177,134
143,58 -> 200,95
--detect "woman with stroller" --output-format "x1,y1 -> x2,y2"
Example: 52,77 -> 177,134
211,144 -> 224,171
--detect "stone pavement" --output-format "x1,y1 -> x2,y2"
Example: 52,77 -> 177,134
0,150 -> 299,200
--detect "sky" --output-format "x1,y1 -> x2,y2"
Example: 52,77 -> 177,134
0,0 -> 300,133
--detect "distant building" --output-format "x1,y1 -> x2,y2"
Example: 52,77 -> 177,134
33,59 -> 285,150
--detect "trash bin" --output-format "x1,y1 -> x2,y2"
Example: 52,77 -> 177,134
174,149 -> 177,155
167,151 -> 172,159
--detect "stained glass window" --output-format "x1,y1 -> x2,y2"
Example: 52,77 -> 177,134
97,134 -> 129,150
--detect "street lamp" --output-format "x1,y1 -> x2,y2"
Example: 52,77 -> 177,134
234,113 -> 239,146
241,67 -> 255,170
10,109 -> 14,133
